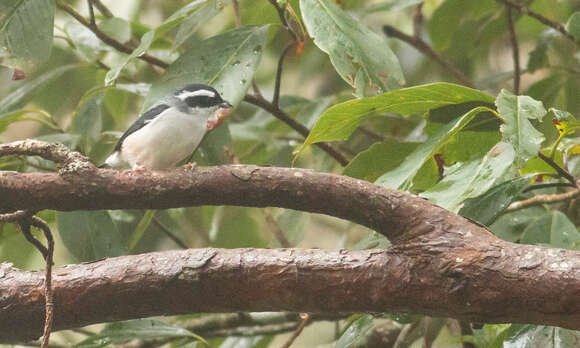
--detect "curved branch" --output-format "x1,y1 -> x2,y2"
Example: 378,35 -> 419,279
4,242 -> 580,342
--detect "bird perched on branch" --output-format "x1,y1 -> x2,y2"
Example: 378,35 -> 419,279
102,84 -> 232,170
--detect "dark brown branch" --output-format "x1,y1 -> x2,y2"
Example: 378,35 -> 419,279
243,95 -> 350,166
91,0 -> 113,18
87,0 -> 96,26
5,238 -> 580,342
496,0 -> 579,44
273,43 -> 294,107
506,5 -> 520,94
55,1 -> 169,69
383,25 -> 474,87
0,140 -> 94,171
538,151 -> 577,186
280,313 -> 310,348
268,0 -> 298,41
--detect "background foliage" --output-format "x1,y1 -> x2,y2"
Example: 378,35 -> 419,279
1,0 -> 580,347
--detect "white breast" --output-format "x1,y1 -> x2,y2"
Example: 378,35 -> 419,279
121,108 -> 207,170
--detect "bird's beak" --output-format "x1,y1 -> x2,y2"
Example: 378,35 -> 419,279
207,101 -> 233,131
220,101 -> 233,109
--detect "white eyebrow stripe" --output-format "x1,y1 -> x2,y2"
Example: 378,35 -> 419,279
177,89 -> 216,100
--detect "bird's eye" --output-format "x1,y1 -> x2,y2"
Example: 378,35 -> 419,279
185,95 -> 220,108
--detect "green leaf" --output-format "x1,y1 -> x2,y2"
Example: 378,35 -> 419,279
0,109 -> 57,135
365,0 -> 423,13
551,107 -> 580,135
352,231 -> 390,249
303,83 -> 494,147
496,89 -> 547,166
128,210 -> 156,251
57,210 -> 126,262
0,0 -> 54,71
521,211 -> 580,249
527,30 -> 558,73
343,140 -> 419,182
105,0 -> 215,85
219,336 -> 271,348
76,319 -> 206,348
210,207 -> 267,248
336,315 -> 374,348
459,176 -> 529,226
441,131 -> 502,164
144,25 -> 269,109
490,207 -> 545,242
566,12 -> 580,40
376,106 -> 494,190
497,325 -> 580,348
70,92 -> 104,154
100,17 -> 132,44
0,65 -> 80,114
300,0 -> 404,97
173,0 -> 228,49
422,142 -> 515,212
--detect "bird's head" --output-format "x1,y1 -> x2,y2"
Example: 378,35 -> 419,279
173,84 -> 233,130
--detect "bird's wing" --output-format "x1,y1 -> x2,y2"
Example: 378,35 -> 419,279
113,104 -> 171,151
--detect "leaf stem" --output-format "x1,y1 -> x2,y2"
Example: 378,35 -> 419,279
538,151 -> 577,186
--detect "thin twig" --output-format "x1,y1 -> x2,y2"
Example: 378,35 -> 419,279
268,0 -> 298,41
91,0 -> 113,18
523,182 -> 577,193
262,210 -> 291,247
152,217 -> 189,249
0,210 -> 28,222
232,0 -> 242,28
505,189 -> 580,213
506,5 -> 520,94
31,217 -> 55,348
16,215 -> 55,348
280,313 -> 310,348
243,94 -> 350,166
0,139 -> 94,170
383,25 -> 474,87
56,1 -> 169,69
87,0 -> 96,26
538,151 -> 577,186
412,3 -> 424,38
273,43 -> 294,107
496,0 -> 579,44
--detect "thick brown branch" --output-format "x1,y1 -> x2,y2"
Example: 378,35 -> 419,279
0,140 -> 93,170
4,241 -> 580,342
0,163 -> 461,241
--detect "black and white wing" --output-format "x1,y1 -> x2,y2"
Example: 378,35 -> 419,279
112,103 -> 170,151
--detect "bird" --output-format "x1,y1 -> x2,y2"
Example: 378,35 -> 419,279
102,84 -> 232,171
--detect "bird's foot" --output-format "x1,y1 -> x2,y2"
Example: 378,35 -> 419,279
183,162 -> 197,171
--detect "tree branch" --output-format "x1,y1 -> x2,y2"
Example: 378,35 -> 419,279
243,94 -> 350,166
4,142 -> 580,341
496,0 -> 579,45
505,188 -> 580,212
382,25 -> 474,87
506,5 -> 520,94
55,1 -> 169,69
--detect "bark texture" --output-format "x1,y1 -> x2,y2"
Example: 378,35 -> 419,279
1,164 -> 580,341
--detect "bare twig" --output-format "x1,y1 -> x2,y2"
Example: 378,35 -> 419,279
412,3 -> 424,38
505,189 -> 580,212
16,216 -> 55,348
523,182 -> 577,193
152,217 -> 189,249
506,5 -> 520,94
243,94 -> 350,166
280,313 -> 310,348
0,210 -> 28,222
538,151 -> 577,186
262,209 -> 291,247
91,0 -> 113,18
232,0 -> 242,28
496,0 -> 579,44
268,0 -> 298,41
0,139 -> 95,171
87,0 -> 96,26
383,25 -> 474,87
56,1 -> 169,69
273,42 -> 294,107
